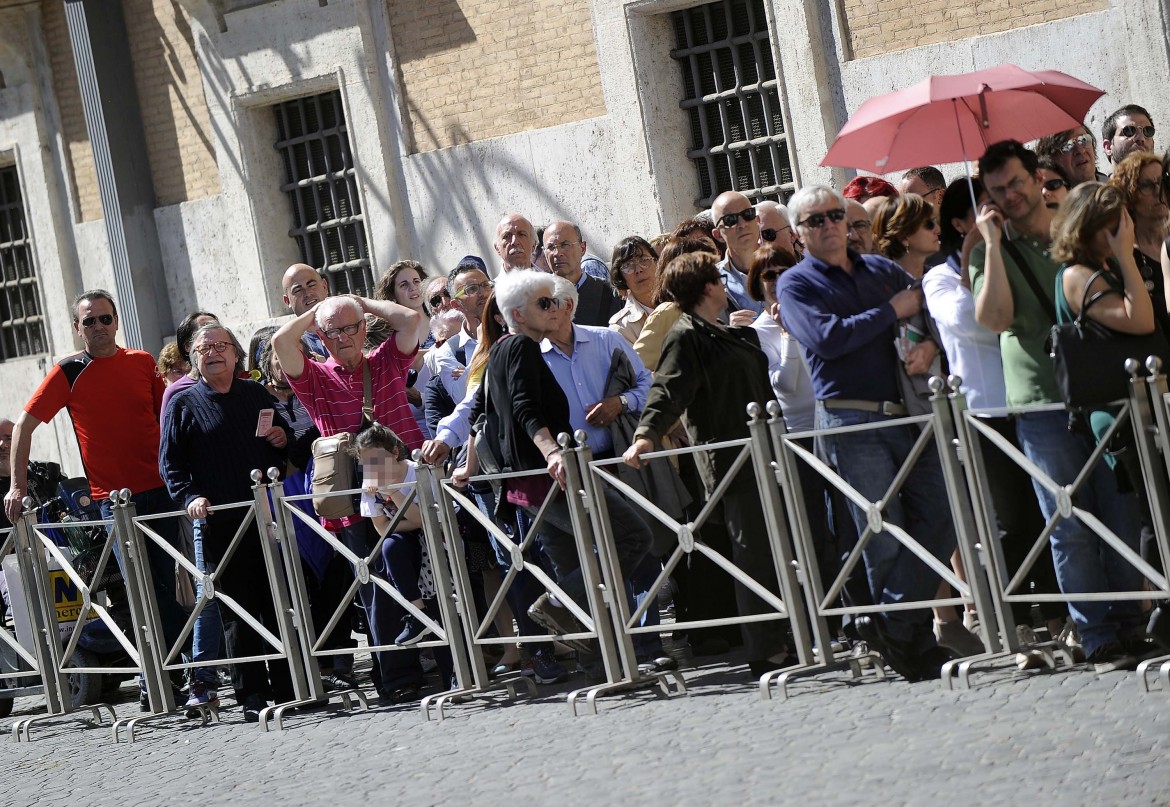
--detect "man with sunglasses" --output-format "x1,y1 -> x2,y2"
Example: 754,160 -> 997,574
273,292 -> 428,701
756,200 -> 802,255
425,263 -> 494,426
777,186 -> 957,682
711,191 -> 766,320
4,289 -> 189,705
1102,105 -> 1156,170
1037,126 -> 1105,187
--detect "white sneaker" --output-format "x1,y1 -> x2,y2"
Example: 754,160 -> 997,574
1015,625 -> 1045,671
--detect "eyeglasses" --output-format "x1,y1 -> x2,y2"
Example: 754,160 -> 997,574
717,207 -> 757,228
322,322 -> 362,340
454,281 -> 493,300
922,218 -> 938,230
192,341 -> 231,356
797,208 -> 847,229
620,256 -> 655,275
544,240 -> 580,253
80,314 -> 115,328
1137,179 -> 1161,196
1059,134 -> 1093,154
760,225 -> 792,243
1118,124 -> 1156,139
428,289 -> 451,308
760,269 -> 780,284
1042,178 -> 1069,192
533,296 -> 562,311
846,219 -> 871,233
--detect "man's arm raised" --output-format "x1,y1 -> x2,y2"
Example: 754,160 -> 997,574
358,296 -> 423,355
972,206 -> 1014,334
272,304 -> 319,380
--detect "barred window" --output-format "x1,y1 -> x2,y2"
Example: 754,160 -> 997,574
274,91 -> 373,296
0,165 -> 47,359
671,0 -> 795,208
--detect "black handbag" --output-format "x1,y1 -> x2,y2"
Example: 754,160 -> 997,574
1050,268 -> 1169,409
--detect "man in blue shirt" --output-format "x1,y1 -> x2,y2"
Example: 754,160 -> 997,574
711,191 -> 766,321
777,184 -> 956,681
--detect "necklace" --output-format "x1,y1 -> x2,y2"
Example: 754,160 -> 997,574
1135,248 -> 1159,293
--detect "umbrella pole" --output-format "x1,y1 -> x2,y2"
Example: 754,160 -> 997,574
952,99 -> 980,213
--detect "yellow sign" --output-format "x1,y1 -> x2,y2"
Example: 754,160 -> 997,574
50,570 -> 85,623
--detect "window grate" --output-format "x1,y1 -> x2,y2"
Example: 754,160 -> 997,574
273,91 -> 373,296
0,165 -> 47,360
671,0 -> 795,208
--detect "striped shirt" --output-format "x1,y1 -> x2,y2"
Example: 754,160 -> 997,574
288,336 -> 424,449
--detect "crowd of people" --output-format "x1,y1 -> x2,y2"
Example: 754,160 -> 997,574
3,102 -> 1169,721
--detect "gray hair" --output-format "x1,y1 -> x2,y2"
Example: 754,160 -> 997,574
493,269 -> 557,333
315,296 -> 362,331
190,323 -> 246,380
787,185 -> 847,228
550,275 -> 579,322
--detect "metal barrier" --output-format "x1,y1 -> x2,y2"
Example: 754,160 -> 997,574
764,384 -> 999,699
574,405 -> 810,713
0,527 -> 48,714
8,497 -> 141,740
428,435 -> 632,719
942,367 -> 1170,688
270,468 -> 473,727
1124,359 -> 1170,691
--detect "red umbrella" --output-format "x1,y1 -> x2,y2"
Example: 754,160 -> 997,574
821,64 -> 1105,173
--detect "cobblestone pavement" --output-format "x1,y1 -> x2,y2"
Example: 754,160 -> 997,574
2,650 -> 1168,807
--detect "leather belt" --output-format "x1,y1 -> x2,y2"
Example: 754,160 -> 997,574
821,399 -> 908,417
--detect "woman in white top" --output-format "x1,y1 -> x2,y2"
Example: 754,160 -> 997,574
608,236 -> 661,345
745,243 -> 815,432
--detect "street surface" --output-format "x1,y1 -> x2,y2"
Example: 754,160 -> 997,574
2,651 -> 1168,806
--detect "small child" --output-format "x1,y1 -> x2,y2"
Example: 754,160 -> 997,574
349,424 -> 434,645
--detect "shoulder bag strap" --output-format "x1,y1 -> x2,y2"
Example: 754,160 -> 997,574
362,357 -> 374,424
1000,236 -> 1057,325
1076,268 -> 1123,324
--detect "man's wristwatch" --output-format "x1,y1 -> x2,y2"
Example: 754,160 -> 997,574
619,394 -> 630,412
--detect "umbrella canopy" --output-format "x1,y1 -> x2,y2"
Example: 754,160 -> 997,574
821,64 -> 1105,173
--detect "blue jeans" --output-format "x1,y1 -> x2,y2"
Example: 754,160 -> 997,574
101,486 -> 189,665
1014,411 -> 1145,654
817,407 -> 956,650
190,519 -> 224,685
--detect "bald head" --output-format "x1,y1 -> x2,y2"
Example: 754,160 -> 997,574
282,264 -> 329,316
494,214 -> 536,273
712,191 -> 761,264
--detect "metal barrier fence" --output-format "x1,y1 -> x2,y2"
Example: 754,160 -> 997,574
941,367 -> 1170,690
5,381 -> 1170,738
0,527 -> 47,714
572,406 -> 808,714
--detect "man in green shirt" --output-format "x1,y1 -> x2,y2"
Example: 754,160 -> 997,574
971,140 -> 1146,673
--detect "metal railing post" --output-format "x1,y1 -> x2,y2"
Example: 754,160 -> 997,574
11,508 -> 67,716
747,402 -> 814,668
110,490 -> 174,714
930,378 -> 1005,658
251,469 -> 314,706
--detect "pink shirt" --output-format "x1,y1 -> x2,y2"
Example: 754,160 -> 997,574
288,336 -> 424,450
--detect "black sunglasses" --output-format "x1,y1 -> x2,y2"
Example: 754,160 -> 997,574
80,314 -> 115,328
428,290 -> 451,308
760,269 -> 780,284
1119,124 -> 1156,139
1042,178 -> 1069,192
797,209 -> 847,229
717,207 -> 757,228
534,296 -> 562,311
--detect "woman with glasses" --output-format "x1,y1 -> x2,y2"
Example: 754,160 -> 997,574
624,252 -> 791,679
745,244 -> 811,432
608,236 -> 660,345
871,192 -> 942,281
1109,151 -> 1170,335
1037,157 -> 1072,211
